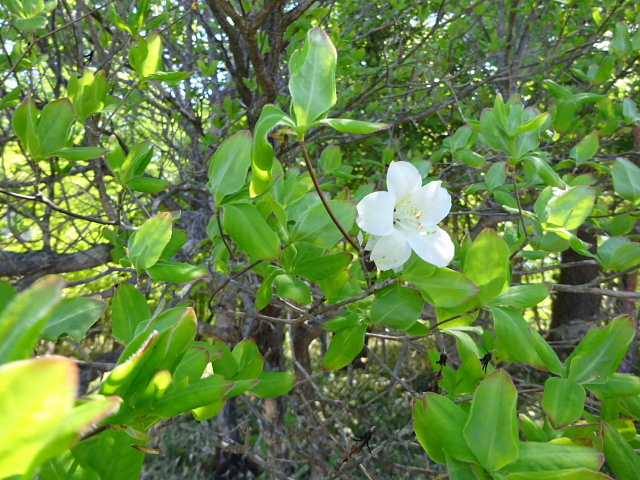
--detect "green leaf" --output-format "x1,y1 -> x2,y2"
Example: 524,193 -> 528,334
285,244 -> 352,281
597,236 -> 640,272
490,283 -> 550,309
502,441 -> 603,473
602,421 -> 640,480
12,97 -> 40,157
523,155 -> 565,188
251,371 -> 297,398
322,324 -> 366,370
567,315 -> 635,384
485,161 -> 507,192
53,147 -> 108,161
129,34 -> 162,78
145,71 -> 194,81
554,100 -> 578,132
319,118 -> 389,134
126,176 -> 170,193
319,144 -> 342,174
413,394 -> 477,465
611,157 -> 640,204
463,370 -> 519,472
146,261 -> 210,283
570,132 -> 599,165
519,414 -> 548,442
504,469 -> 610,480
543,186 -> 595,230
288,200 -> 356,248
514,112 -> 549,135
127,212 -> 173,270
289,27 -> 337,132
250,105 -> 293,196
155,374 -> 233,417
587,373 -> 640,399
80,430 -> 145,480
0,275 -> 63,364
274,274 -> 312,305
462,229 -> 510,305
207,131 -> 253,205
35,98 -> 76,160
223,203 -> 281,261
491,306 -> 545,368
591,55 -> 616,85
610,22 -> 631,57
370,286 -> 424,331
405,267 -> 478,308
111,283 -> 151,344
542,377 -> 586,428
456,148 -> 487,168
529,328 -> 566,377
67,69 -> 107,120
0,281 -> 17,317
0,357 -> 77,479
42,297 -> 106,341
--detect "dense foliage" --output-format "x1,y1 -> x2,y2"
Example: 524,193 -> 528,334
1,1 -> 640,479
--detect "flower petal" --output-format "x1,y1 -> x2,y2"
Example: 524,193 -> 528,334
411,181 -> 452,226
370,229 -> 412,271
387,161 -> 422,204
406,227 -> 455,268
356,191 -> 395,236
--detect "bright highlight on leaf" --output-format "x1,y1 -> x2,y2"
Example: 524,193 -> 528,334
356,161 -> 454,270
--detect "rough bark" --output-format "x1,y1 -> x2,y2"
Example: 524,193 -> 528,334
0,243 -> 111,278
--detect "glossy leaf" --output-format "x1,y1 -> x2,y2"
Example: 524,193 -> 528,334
503,441 -> 603,472
274,274 -> 312,305
0,357 -> 77,479
587,373 -> 640,399
490,283 -> 550,309
491,306 -> 545,368
567,316 -> 635,384
155,374 -> 233,417
0,275 -> 63,364
611,157 -> 640,204
504,470 -> 610,480
146,261 -> 210,283
127,212 -> 173,271
542,377 -> 586,428
601,422 -> 640,480
79,430 -> 145,480
413,394 -> 477,465
463,369 -> 519,472
320,118 -> 388,134
125,176 -> 170,193
408,267 -> 479,308
53,146 -> 108,161
251,371 -> 297,398
529,327 -> 566,377
570,132 -> 599,165
319,144 -> 342,173
129,34 -> 162,78
35,98 -> 76,159
223,203 -> 281,261
42,296 -> 107,341
370,286 -> 424,331
543,186 -> 595,230
207,130 -> 252,205
289,200 -> 356,248
323,324 -> 366,370
462,229 -> 510,305
250,105 -> 293,196
111,283 -> 151,344
289,27 -> 337,131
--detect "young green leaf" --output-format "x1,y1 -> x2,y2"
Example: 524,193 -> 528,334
542,377 -> 586,429
611,158 -> 640,204
111,283 -> 151,344
463,370 -> 519,472
289,27 -> 337,132
127,212 -> 173,271
42,296 -> 107,341
207,131 -> 253,205
323,324 -> 366,370
223,203 -> 281,261
370,286 -> 424,331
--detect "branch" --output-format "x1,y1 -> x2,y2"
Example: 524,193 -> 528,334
0,244 -> 111,277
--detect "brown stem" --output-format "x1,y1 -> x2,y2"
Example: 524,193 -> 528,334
299,140 -> 360,251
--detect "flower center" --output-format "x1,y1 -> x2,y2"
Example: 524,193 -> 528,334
393,201 -> 428,233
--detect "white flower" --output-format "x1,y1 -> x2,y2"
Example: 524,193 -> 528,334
356,161 -> 455,271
